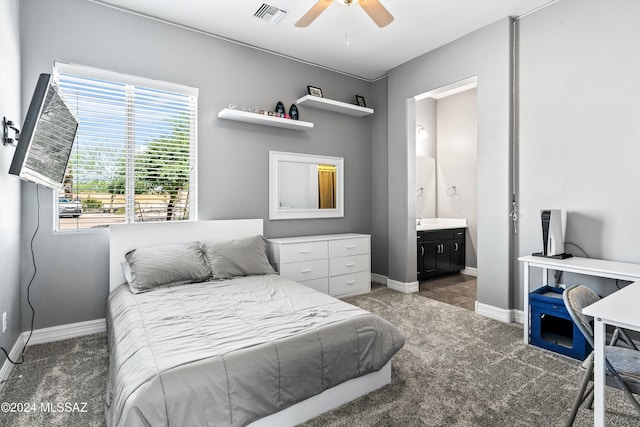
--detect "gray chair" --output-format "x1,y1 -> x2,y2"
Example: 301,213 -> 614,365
563,284 -> 640,426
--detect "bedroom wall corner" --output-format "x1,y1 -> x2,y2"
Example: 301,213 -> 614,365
0,0 -> 23,377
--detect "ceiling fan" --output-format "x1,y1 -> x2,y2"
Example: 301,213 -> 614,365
295,0 -> 394,28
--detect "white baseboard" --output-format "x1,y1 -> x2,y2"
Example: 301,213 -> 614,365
387,279 -> 419,293
475,302 -> 514,323
0,333 -> 25,393
512,309 -> 524,324
371,273 -> 387,286
461,266 -> 477,276
373,274 -> 420,294
22,318 -> 106,347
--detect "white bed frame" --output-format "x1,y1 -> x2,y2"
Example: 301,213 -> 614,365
108,219 -> 391,426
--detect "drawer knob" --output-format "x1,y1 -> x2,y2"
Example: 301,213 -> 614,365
345,245 -> 356,249
299,249 -> 311,254
301,269 -> 312,274
346,280 -> 356,285
346,262 -> 356,267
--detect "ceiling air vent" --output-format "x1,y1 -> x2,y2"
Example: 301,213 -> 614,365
254,3 -> 287,24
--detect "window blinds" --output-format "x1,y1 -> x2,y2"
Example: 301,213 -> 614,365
53,63 -> 198,231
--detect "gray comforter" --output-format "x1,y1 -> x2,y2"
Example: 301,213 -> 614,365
106,275 -> 404,427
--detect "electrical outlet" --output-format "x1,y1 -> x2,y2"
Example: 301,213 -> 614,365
2,312 -> 7,333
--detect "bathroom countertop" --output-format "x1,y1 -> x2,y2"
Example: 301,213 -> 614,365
417,218 -> 467,231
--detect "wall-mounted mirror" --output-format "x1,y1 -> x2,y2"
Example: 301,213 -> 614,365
269,151 -> 344,220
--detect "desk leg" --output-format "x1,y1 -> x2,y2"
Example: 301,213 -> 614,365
592,317 -> 605,427
523,261 -> 530,344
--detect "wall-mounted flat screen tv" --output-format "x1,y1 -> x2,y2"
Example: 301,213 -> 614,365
9,73 -> 79,190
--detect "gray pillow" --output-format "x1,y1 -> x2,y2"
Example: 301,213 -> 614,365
201,235 -> 275,280
124,241 -> 210,293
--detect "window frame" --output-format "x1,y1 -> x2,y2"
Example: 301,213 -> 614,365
52,62 -> 198,233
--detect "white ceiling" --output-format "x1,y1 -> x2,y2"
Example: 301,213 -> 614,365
98,0 -> 555,81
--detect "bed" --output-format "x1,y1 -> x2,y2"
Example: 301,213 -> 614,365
106,219 -> 404,427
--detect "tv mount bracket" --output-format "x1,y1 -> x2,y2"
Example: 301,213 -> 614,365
3,116 -> 20,146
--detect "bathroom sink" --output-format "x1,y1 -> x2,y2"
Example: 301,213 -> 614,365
417,218 -> 467,231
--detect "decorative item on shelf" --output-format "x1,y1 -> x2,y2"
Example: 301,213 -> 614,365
267,111 -> 275,117
355,95 -> 366,107
228,104 -> 237,110
275,101 -> 285,117
289,104 -> 299,120
307,86 -> 323,97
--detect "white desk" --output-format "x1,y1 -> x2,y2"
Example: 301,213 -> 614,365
582,281 -> 640,426
519,255 -> 640,344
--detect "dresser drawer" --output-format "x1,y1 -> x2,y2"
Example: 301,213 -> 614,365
280,241 -> 328,263
329,237 -> 369,258
329,271 -> 370,297
279,259 -> 328,282
330,254 -> 370,276
299,277 -> 329,294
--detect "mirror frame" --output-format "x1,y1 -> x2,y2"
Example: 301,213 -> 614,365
269,150 -> 344,220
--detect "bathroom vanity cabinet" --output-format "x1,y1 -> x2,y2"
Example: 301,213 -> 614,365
417,228 -> 465,280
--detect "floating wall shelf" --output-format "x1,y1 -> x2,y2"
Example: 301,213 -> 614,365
296,95 -> 374,117
217,108 -> 314,130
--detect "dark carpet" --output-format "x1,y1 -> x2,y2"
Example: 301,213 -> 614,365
1,287 -> 638,426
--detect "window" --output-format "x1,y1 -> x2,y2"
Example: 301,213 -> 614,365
53,63 -> 198,231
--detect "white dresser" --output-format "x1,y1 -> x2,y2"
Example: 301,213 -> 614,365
266,233 -> 371,298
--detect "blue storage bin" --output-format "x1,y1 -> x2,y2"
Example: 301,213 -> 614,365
529,286 -> 591,360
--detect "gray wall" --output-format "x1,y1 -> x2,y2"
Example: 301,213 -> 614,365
436,89 -> 478,268
20,0 -> 375,329
370,77 -> 389,277
386,18 -> 512,309
516,0 -> 640,305
0,0 -> 23,367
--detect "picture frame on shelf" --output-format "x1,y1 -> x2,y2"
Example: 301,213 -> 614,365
355,95 -> 366,107
307,86 -> 323,98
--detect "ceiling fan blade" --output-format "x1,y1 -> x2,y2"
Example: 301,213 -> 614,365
358,0 -> 394,28
295,0 -> 333,28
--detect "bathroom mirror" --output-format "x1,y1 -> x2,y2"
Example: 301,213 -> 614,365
416,156 -> 436,218
269,151 -> 344,220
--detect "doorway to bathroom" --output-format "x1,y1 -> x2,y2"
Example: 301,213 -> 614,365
413,77 -> 478,311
